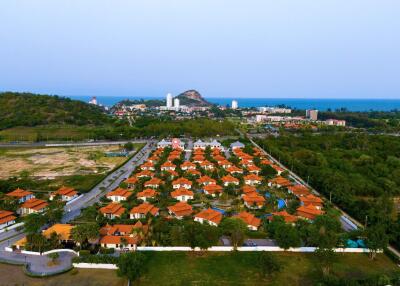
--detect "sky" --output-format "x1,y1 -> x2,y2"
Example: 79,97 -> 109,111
0,1 -> 399,99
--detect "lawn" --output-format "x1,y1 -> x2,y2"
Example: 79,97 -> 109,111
138,252 -> 400,286
0,264 -> 126,286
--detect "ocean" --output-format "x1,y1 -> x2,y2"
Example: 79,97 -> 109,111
67,95 -> 400,112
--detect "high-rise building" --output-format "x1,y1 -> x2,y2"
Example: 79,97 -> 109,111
174,98 -> 180,108
306,109 -> 318,121
231,100 -> 238,109
166,93 -> 173,108
89,96 -> 97,105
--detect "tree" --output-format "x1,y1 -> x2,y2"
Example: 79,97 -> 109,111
315,248 -> 337,276
47,252 -> 59,264
366,225 -> 388,260
71,223 -> 99,249
124,142 -> 134,151
275,224 -> 301,250
257,252 -> 282,277
24,213 -> 46,234
309,214 -> 341,249
220,218 -> 247,250
117,252 -> 147,282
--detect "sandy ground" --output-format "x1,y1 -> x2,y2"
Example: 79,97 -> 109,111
0,146 -> 126,179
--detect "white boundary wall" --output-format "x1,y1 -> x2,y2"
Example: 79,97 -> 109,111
137,246 -> 378,253
66,194 -> 84,205
73,263 -> 117,269
5,249 -> 79,256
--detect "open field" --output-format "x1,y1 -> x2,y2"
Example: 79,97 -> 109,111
0,264 -> 126,286
0,252 -> 397,286
0,143 -> 143,193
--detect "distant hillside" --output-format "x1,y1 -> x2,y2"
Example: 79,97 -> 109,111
176,90 -> 212,107
0,92 -> 111,130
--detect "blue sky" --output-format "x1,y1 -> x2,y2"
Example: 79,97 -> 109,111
0,1 -> 399,99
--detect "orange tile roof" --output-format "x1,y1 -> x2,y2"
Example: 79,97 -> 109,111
100,224 -> 136,236
213,155 -> 226,161
135,170 -> 154,178
100,203 -> 126,217
181,161 -> 196,169
242,185 -> 257,194
172,177 -> 192,186
186,169 -> 201,176
288,185 -> 310,197
6,188 -> 32,198
271,164 -> 284,172
192,155 -> 205,162
144,177 -> 163,187
106,188 -> 133,199
226,166 -> 243,173
137,188 -> 158,198
235,211 -> 261,228
171,188 -> 194,198
242,193 -> 265,205
195,209 -> 223,225
260,159 -> 273,165
200,160 -> 214,167
247,165 -> 261,172
197,176 -> 216,185
297,205 -> 324,220
43,224 -> 74,241
0,209 -> 16,225
130,203 -> 159,216
100,235 -> 140,245
217,160 -> 231,167
244,174 -> 262,181
168,202 -> 193,217
53,186 -> 77,197
203,184 -> 223,194
299,194 -> 323,206
141,161 -> 154,168
221,175 -> 239,183
20,198 -> 48,211
269,176 -> 291,186
272,210 -> 298,223
124,177 -> 138,184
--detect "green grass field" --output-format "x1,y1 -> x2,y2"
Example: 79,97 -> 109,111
138,252 -> 399,286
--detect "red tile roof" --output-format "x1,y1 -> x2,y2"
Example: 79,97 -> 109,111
171,188 -> 194,198
106,188 -> 133,199
172,177 -> 192,186
168,202 -> 193,217
242,193 -> 265,205
100,235 -> 140,245
297,205 -> 324,220
288,185 -> 310,197
197,176 -> 216,185
20,198 -> 48,211
203,184 -> 223,195
0,209 -> 16,225
244,174 -> 262,182
221,175 -> 239,183
137,188 -> 158,198
235,211 -> 261,228
130,203 -> 159,216
272,210 -> 298,223
100,203 -> 126,217
195,209 -> 223,225
6,188 -> 32,198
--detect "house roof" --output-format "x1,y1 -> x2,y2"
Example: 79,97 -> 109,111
242,185 -> 257,194
221,175 -> 239,183
235,211 -> 261,228
52,186 -> 77,198
168,202 -> 193,217
269,176 -> 291,186
186,169 -> 201,176
100,203 -> 126,216
107,188 -> 132,199
124,177 -> 138,184
141,161 -> 154,168
137,188 -> 158,198
200,160 -> 214,167
130,203 -> 159,216
42,224 -> 74,241
272,211 -> 298,223
203,184 -> 223,194
0,209 -> 16,225
242,193 -> 265,204
247,165 -> 261,172
20,198 -> 48,211
244,174 -> 262,181
226,166 -> 243,173
171,188 -> 194,198
181,161 -> 196,168
6,188 -> 32,198
299,194 -> 323,205
197,176 -> 216,185
288,185 -> 310,197
135,170 -> 154,178
100,222 -> 145,236
296,205 -> 324,220
195,209 -> 223,225
172,177 -> 192,186
100,235 -> 140,245
144,177 -> 163,186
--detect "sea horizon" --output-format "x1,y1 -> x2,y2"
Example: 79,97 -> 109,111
65,95 -> 400,112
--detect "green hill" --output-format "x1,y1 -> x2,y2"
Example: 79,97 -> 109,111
0,92 -> 111,130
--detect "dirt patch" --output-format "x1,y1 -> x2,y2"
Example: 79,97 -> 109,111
0,146 -> 127,180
